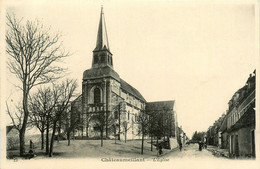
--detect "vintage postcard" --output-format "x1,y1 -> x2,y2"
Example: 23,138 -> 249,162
0,0 -> 259,169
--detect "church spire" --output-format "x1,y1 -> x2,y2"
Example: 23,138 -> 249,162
92,6 -> 113,69
94,6 -> 110,51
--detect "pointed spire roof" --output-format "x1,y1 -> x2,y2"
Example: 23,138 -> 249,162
94,6 -> 110,51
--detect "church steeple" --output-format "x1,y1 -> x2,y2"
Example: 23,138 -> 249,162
92,6 -> 113,69
94,6 -> 110,51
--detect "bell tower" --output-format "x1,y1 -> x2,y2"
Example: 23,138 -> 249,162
82,6 -> 120,138
92,6 -> 113,69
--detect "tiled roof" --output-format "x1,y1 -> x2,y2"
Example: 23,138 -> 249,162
6,125 -> 14,134
120,78 -> 146,102
145,101 -> 175,112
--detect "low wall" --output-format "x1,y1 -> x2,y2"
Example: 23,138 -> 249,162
169,137 -> 178,149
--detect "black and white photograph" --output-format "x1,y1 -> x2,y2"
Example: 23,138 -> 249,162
0,0 -> 259,169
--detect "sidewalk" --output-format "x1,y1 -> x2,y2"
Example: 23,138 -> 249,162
206,145 -> 229,158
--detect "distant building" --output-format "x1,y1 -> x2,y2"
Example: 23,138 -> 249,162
71,7 -> 178,146
219,114 -> 228,149
176,126 -> 188,145
6,125 -> 19,150
206,114 -> 225,147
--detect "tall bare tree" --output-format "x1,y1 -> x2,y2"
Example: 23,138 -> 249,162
49,79 -> 77,157
28,86 -> 59,150
6,14 -> 68,156
6,101 -> 24,132
91,110 -> 106,147
67,104 -> 81,146
136,111 -> 150,155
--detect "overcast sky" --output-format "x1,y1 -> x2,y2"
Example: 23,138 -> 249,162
2,0 -> 258,137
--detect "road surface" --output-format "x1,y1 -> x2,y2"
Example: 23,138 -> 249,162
164,144 -> 227,159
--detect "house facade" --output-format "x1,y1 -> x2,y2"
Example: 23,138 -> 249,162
226,72 -> 256,157
208,71 -> 256,158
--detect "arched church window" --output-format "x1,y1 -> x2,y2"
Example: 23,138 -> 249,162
94,88 -> 101,104
110,57 -> 113,65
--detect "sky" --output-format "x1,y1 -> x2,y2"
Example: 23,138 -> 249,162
1,0 -> 258,138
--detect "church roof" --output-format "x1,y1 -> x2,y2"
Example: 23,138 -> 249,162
120,78 -> 146,102
93,7 -> 110,52
145,101 -> 175,112
83,66 -> 120,81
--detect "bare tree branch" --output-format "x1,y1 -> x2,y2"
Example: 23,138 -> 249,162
6,13 -> 69,156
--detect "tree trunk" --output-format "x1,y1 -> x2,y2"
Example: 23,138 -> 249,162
151,136 -> 153,151
20,90 -> 29,156
101,129 -> 103,147
46,116 -> 49,154
41,131 -> 44,150
57,119 -> 61,143
157,137 -> 159,150
86,125 -> 89,138
105,112 -> 108,138
49,121 -> 57,157
114,126 -> 117,144
67,130 -> 71,146
19,129 -> 25,156
73,128 -> 75,140
141,132 -> 144,155
125,128 -> 127,143
81,121 -> 84,138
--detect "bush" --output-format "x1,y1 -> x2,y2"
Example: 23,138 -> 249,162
7,137 -> 19,150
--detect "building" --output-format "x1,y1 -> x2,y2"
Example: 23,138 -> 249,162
71,7 -> 179,146
208,70 -> 256,158
206,114 -> 225,147
6,125 -> 19,150
176,126 -> 188,145
219,114 -> 228,149
226,71 -> 256,157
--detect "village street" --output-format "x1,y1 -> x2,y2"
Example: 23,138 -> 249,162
164,144 -> 227,160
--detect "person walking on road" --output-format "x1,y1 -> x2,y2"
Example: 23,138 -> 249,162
179,142 -> 183,151
157,144 -> 163,156
199,141 -> 202,151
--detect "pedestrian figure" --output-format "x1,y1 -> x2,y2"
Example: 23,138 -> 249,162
158,144 -> 163,156
179,142 -> 182,151
199,141 -> 202,151
29,140 -> 34,149
27,150 -> 35,159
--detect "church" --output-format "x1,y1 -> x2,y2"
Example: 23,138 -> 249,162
71,7 -> 179,148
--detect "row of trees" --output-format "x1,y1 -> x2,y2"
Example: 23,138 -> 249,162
191,131 -> 206,142
76,102 -> 174,155
137,110 -> 174,154
6,13 -> 77,157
